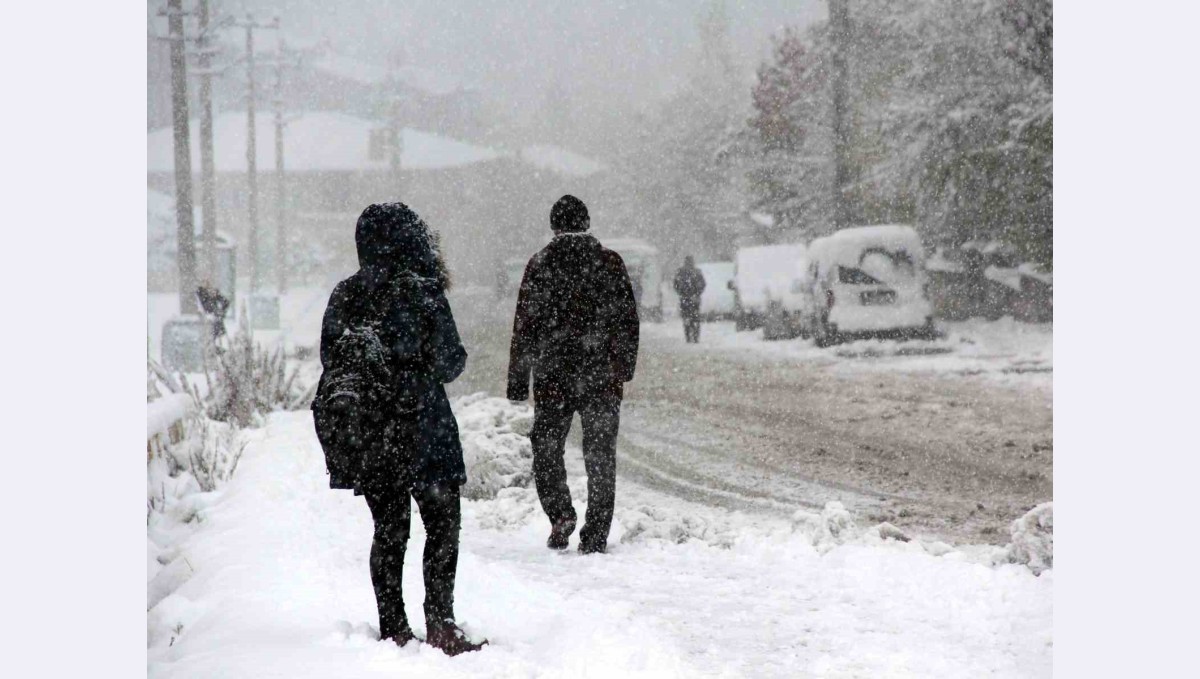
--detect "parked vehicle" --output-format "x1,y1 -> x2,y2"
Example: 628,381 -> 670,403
604,237 -> 663,322
730,244 -> 807,333
803,225 -> 934,346
697,262 -> 735,320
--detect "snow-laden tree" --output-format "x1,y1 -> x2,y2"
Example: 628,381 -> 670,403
741,0 -> 1052,263
743,28 -> 834,241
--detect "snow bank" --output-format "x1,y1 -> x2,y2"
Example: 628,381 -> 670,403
643,316 -> 1051,386
454,393 -> 534,500
147,393 -> 194,440
1006,502 -> 1053,574
791,501 -> 858,553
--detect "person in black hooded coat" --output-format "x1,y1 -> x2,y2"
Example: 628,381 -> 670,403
507,195 -> 640,555
314,202 -> 485,655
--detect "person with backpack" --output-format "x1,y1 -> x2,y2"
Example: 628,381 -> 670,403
312,202 -> 486,656
507,195 -> 640,555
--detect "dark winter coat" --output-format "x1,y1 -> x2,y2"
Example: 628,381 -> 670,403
507,233 -> 640,402
315,203 -> 468,494
672,265 -> 706,317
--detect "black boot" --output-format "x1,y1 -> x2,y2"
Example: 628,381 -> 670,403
546,517 -> 576,550
578,540 -> 607,555
426,620 -> 487,656
382,623 -> 418,647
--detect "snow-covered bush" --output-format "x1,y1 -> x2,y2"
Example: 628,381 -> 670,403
456,394 -> 535,500
618,505 -> 737,548
200,319 -> 308,427
1006,502 -> 1053,574
474,487 -> 542,530
791,501 -> 858,553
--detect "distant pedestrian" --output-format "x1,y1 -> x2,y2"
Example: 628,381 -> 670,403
673,256 -> 706,343
312,203 -> 486,656
507,195 -> 640,555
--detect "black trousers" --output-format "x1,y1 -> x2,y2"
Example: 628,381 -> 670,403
680,301 -> 701,343
530,393 -> 620,550
364,483 -> 460,637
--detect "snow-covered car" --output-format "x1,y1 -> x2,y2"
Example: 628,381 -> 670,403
697,262 -> 735,320
804,225 -> 935,346
730,243 -> 808,333
604,237 -> 663,322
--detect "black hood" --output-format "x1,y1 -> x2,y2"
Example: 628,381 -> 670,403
354,202 -> 448,287
550,194 -> 589,233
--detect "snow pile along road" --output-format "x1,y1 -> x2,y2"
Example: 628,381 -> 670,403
147,396 -> 1053,678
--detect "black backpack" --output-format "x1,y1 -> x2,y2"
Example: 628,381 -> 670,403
312,324 -> 396,490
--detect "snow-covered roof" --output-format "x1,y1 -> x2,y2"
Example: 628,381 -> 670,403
147,111 -> 499,174
808,225 -> 925,269
519,145 -> 606,177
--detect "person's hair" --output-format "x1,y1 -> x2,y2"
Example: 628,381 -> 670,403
355,202 -> 451,290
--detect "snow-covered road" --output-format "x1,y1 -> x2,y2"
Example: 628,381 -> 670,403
148,401 -> 1052,678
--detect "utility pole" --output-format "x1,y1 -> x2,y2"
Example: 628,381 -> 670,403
273,37 -> 288,293
233,13 -> 279,293
166,0 -> 197,314
829,0 -> 852,230
196,0 -> 218,284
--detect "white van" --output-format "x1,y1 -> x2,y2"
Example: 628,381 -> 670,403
697,262 -> 736,319
803,225 -> 935,346
604,237 -> 663,322
731,244 -> 808,333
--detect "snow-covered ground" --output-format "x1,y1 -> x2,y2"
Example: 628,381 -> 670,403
148,396 -> 1052,678
646,317 -> 1052,389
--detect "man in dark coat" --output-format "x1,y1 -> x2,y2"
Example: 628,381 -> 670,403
507,195 -> 640,555
672,255 -> 706,343
315,202 -> 484,655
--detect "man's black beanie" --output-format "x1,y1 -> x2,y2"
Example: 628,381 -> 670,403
550,194 -> 589,233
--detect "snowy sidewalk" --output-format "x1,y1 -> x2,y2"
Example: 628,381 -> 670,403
148,401 -> 1052,678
